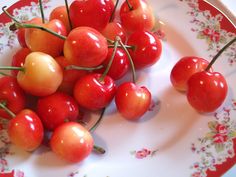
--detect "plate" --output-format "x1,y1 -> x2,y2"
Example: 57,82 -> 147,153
0,0 -> 236,177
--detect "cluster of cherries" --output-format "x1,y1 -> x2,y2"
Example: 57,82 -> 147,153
170,38 -> 235,113
0,0 -> 162,163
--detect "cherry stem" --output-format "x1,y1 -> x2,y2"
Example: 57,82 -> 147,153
93,145 -> 106,154
99,37 -> 119,82
107,38 -> 114,44
65,0 -> 73,30
118,39 -> 136,83
2,6 -> 20,23
65,65 -> 103,71
109,0 -> 120,22
0,71 -> 11,76
4,6 -> 67,40
108,44 -> 135,50
11,23 -> 67,40
205,37 -> 236,71
126,0 -> 133,10
0,66 -> 24,72
0,102 -> 16,118
89,108 -> 106,132
38,0 -> 45,23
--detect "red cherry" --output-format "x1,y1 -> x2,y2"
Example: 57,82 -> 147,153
120,0 -> 155,33
0,76 -> 26,119
55,56 -> 88,95
186,71 -> 228,113
73,73 -> 116,111
98,48 -> 129,80
170,56 -> 212,92
25,19 -> 67,57
49,6 -> 71,32
11,47 -> 31,76
50,122 -> 94,163
63,27 -> 108,67
101,22 -> 127,43
69,0 -> 114,31
115,82 -> 151,120
8,109 -> 44,151
37,92 -> 79,131
127,30 -> 162,69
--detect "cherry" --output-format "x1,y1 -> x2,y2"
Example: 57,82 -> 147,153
49,6 -> 71,32
115,82 -> 151,120
120,0 -> 155,33
186,37 -> 235,113
127,30 -> 162,69
0,76 -> 26,119
69,0 -> 114,31
63,27 -> 108,67
4,107 -> 44,151
98,48 -> 129,80
16,17 -> 43,48
11,47 -> 31,76
36,92 -> 79,131
50,122 -> 93,163
101,22 -> 127,43
24,19 -> 67,57
73,73 -> 116,111
170,56 -> 212,92
186,71 -> 228,113
17,52 -> 63,96
55,56 -> 88,95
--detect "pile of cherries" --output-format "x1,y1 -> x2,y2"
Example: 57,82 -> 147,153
0,0 -> 162,163
0,0 -> 235,164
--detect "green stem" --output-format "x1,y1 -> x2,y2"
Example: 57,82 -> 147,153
109,0 -> 120,22
118,39 -> 136,83
65,0 -> 73,30
2,6 -> 20,23
39,0 -> 45,23
107,38 -> 114,44
0,102 -> 16,118
99,37 -> 119,82
89,108 -> 106,132
0,71 -> 11,76
205,37 -> 236,71
93,145 -> 106,154
0,66 -> 24,72
12,23 -> 67,40
126,0 -> 133,10
65,65 -> 103,71
108,44 -> 135,50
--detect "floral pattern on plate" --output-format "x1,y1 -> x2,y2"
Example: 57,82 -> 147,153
190,100 -> 236,177
0,0 -> 51,53
181,0 -> 236,66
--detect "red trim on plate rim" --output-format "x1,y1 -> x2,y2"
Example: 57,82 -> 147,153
193,0 -> 236,176
206,138 -> 236,177
0,0 -> 38,24
198,0 -> 236,34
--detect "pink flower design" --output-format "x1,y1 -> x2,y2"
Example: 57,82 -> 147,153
135,148 -> 151,159
215,124 -> 228,135
213,134 -> 228,144
191,171 -> 201,177
202,28 -> 220,42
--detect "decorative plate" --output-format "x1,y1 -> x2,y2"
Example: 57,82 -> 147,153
0,0 -> 235,177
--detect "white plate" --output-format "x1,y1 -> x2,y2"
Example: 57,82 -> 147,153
0,0 -> 236,177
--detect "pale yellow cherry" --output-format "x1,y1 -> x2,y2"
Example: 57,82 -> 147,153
17,52 -> 63,96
